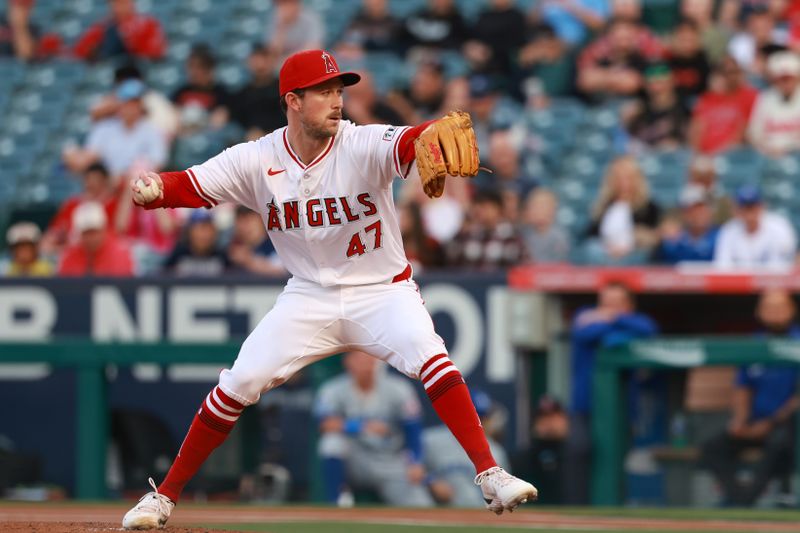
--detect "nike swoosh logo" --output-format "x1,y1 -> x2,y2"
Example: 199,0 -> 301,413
267,167 -> 285,176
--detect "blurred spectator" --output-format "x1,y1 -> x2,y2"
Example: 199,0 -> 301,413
114,177 -> 180,267
748,51 -> 800,157
0,0 -> 35,60
500,185 -> 522,225
466,74 -> 505,157
680,0 -> 738,63
577,17 -> 662,101
58,202 -> 134,276
565,281 -> 657,504
624,63 -> 690,151
41,163 -> 119,256
398,200 -> 445,271
728,7 -> 781,77
400,0 -> 468,54
686,155 -> 734,223
440,76 -> 471,113
227,206 -> 285,277
688,56 -> 759,154
91,63 -> 180,140
584,156 -> 661,265
484,131 -> 536,191
0,0 -> 61,61
714,185 -> 797,270
534,0 -> 610,49
228,45 -> 284,140
464,0 -> 527,77
423,390 -> 509,507
4,222 -> 52,277
387,60 -> 447,124
667,18 -> 711,101
517,24 -> 572,98
315,351 -> 433,507
700,288 -> 800,506
512,395 -> 569,505
446,189 -> 526,270
520,188 -> 571,263
653,184 -> 719,264
610,0 -> 641,19
163,210 -> 231,277
73,0 -> 166,62
343,72 -> 405,126
342,0 -> 401,54
398,163 -> 471,248
63,79 -> 168,181
267,0 -> 325,61
172,44 -> 230,133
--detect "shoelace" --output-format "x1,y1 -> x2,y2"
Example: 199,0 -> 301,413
135,477 -> 172,515
474,466 -> 514,486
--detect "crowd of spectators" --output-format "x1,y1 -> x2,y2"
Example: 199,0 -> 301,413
5,0 -> 800,277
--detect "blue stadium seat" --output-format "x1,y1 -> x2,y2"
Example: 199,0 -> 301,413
454,0 -> 487,21
0,60 -> 24,86
561,153 -> 605,185
553,178 -> 590,206
638,149 -> 690,190
714,148 -> 764,189
172,132 -> 226,171
583,105 -> 620,132
389,0 -> 426,18
145,63 -> 184,95
573,130 -> 614,164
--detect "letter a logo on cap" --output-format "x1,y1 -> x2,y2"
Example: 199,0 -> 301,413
321,51 -> 337,74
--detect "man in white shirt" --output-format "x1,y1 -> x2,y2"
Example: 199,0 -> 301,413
714,185 -> 797,270
63,79 -> 168,181
748,51 -> 800,157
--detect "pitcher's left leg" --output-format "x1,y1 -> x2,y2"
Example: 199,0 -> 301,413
343,281 -> 538,514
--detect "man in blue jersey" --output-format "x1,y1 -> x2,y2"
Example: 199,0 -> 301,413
565,281 -> 658,504
701,288 -> 800,506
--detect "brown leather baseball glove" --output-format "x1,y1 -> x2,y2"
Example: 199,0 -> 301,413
414,111 -> 480,198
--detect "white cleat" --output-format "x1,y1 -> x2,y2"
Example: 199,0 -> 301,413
475,466 -> 538,515
122,477 -> 175,530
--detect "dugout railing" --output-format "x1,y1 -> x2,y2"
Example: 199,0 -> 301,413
0,341 -> 242,499
593,338 -> 800,506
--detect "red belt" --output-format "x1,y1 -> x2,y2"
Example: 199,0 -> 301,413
391,264 -> 412,283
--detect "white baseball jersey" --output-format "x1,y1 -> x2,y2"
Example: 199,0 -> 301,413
187,120 -> 412,286
714,211 -> 798,270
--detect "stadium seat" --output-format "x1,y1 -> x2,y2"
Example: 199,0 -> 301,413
389,0 -> 426,18
0,60 -> 24,86
714,148 -> 764,190
553,178 -> 590,206
454,0 -> 487,21
561,153 -> 605,185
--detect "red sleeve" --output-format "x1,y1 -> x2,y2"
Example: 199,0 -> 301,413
73,23 -> 105,59
396,119 -> 436,165
48,198 -> 78,232
126,17 -> 166,59
141,171 -> 212,210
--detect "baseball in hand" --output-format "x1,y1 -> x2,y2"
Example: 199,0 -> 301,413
133,177 -> 161,204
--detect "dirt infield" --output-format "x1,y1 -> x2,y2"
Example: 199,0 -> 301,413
3,503 -> 800,532
2,523 -> 241,533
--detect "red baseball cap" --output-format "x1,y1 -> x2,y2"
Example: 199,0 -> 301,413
279,49 -> 361,97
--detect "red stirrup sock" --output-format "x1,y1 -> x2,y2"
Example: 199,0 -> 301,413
420,354 -> 497,474
157,385 -> 245,501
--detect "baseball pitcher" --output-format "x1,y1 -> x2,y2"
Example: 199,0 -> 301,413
122,49 -> 537,529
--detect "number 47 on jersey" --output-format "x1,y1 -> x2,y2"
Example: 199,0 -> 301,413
346,220 -> 382,258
